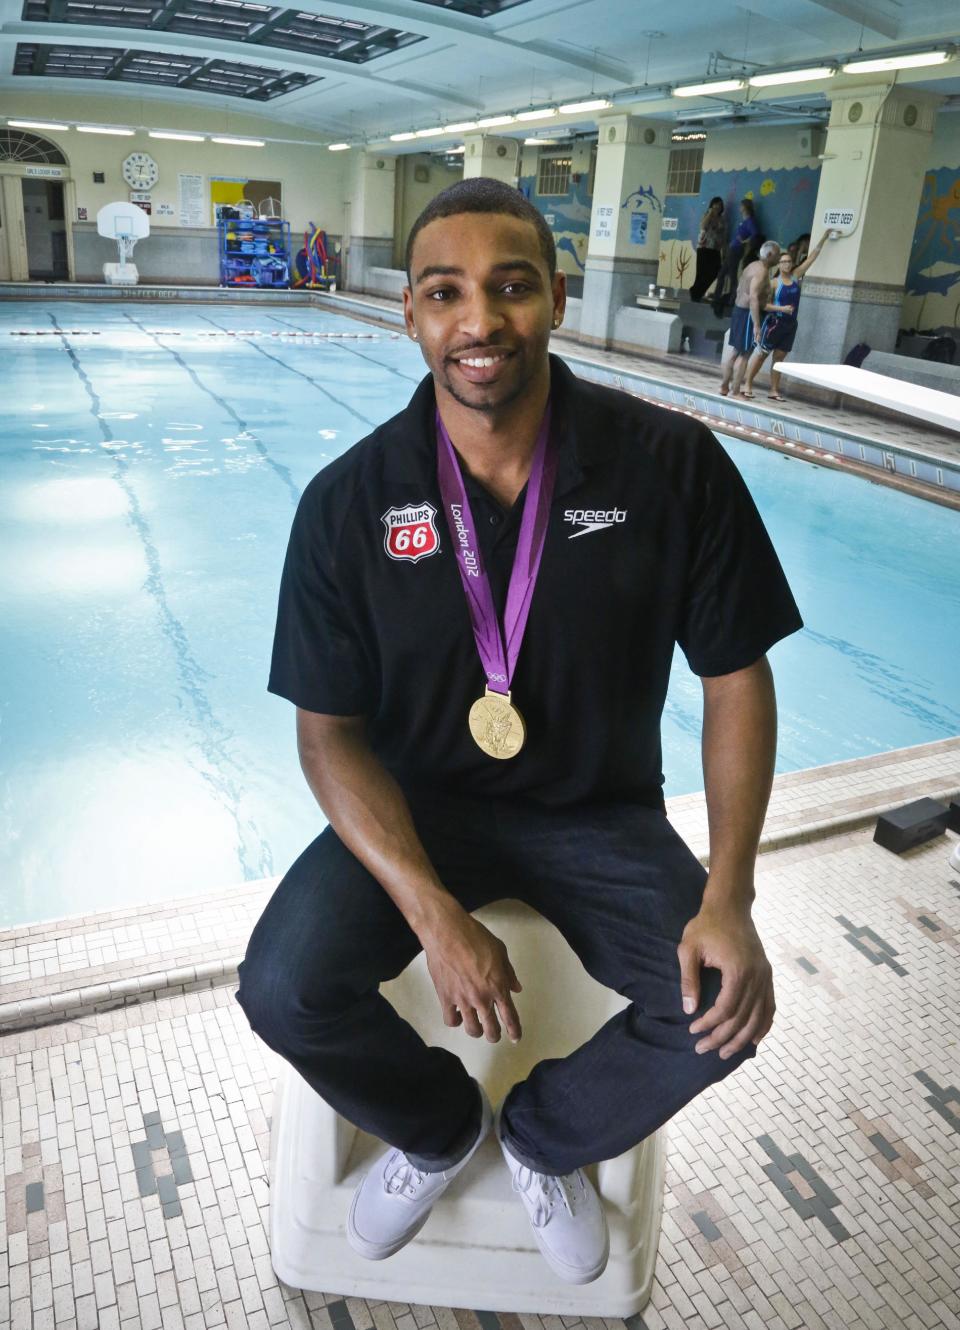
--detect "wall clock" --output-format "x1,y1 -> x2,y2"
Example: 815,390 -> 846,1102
122,152 -> 160,190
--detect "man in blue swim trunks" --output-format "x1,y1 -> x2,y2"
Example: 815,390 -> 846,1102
741,229 -> 835,400
719,240 -> 781,398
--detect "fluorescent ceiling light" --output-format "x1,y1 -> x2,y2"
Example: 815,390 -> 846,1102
150,130 -> 204,141
444,120 -> 478,132
673,78 -> 746,97
609,86 -> 670,104
516,107 -> 557,121
749,66 -> 836,87
77,124 -> 135,135
445,146 -> 466,154
327,142 -> 350,150
8,118 -> 70,131
415,126 -> 445,137
476,114 -> 515,127
211,136 -> 264,147
841,49 -> 953,74
558,98 -> 612,114
677,107 -> 738,120
390,131 -> 416,141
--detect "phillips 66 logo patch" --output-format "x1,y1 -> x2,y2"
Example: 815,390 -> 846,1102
381,502 -> 440,564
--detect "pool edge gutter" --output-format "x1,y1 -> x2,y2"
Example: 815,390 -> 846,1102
2,778 -> 958,1037
310,291 -> 960,512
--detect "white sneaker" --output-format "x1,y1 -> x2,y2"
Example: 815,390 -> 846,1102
346,1083 -> 492,1260
495,1106 -> 609,1284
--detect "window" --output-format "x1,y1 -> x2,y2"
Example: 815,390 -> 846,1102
537,152 -> 571,197
21,0 -> 426,63
0,128 -> 67,163
667,145 -> 704,195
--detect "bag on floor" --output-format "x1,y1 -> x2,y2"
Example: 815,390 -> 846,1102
843,342 -> 871,368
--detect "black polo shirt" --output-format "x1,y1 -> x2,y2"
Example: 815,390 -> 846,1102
268,354 -> 803,810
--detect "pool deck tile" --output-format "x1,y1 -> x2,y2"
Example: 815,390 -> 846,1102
2,782 -> 959,1329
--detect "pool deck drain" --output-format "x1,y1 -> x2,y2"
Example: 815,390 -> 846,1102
2,737 -> 959,1330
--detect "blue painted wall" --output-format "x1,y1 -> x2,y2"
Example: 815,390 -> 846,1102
520,163 -> 820,288
518,152 -> 957,335
902,166 -> 960,333
519,171 -> 592,275
659,166 -> 821,288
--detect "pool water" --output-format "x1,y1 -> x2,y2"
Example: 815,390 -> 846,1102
1,300 -> 958,928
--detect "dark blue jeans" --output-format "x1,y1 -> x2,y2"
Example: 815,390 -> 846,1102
234,789 -> 757,1176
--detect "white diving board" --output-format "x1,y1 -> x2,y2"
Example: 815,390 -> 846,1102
776,362 -> 960,436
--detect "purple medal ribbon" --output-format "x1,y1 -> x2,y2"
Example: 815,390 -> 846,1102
436,402 -> 557,697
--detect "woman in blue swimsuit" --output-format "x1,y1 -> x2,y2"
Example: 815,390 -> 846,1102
741,228 -> 834,400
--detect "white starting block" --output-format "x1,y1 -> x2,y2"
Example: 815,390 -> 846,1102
97,201 -> 150,286
777,362 -> 960,435
268,899 -> 667,1316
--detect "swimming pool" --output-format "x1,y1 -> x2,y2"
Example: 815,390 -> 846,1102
2,299 -> 958,929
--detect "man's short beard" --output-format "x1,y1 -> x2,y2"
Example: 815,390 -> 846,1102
440,369 -> 530,413
436,341 -> 545,414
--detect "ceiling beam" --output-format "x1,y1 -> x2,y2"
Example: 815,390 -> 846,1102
293,1 -> 633,83
804,0 -> 899,40
104,47 -> 144,77
3,2 -> 635,86
159,0 -> 631,83
150,0 -> 196,32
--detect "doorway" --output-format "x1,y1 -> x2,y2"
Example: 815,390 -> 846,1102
0,187 -> 8,281
341,200 -> 351,290
21,178 -> 69,280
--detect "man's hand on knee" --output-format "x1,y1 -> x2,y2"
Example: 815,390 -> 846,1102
420,902 -> 523,1045
677,899 -> 775,1059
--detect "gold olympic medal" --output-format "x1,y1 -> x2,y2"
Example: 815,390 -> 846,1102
468,687 -> 526,760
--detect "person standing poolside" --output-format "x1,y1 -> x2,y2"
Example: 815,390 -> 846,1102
689,196 -> 726,302
712,198 -> 759,314
741,230 -> 835,400
234,177 -> 803,1288
719,239 -> 782,397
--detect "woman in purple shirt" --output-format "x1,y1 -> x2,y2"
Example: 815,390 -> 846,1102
689,196 -> 727,302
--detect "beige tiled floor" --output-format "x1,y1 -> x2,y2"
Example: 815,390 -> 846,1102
2,740 -> 959,1329
2,316 -> 958,1326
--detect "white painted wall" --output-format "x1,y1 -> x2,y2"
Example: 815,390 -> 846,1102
704,109 -> 959,175
0,90 -> 346,236
700,122 -> 824,171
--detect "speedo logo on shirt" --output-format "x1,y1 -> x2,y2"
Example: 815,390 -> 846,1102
563,507 -> 628,539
